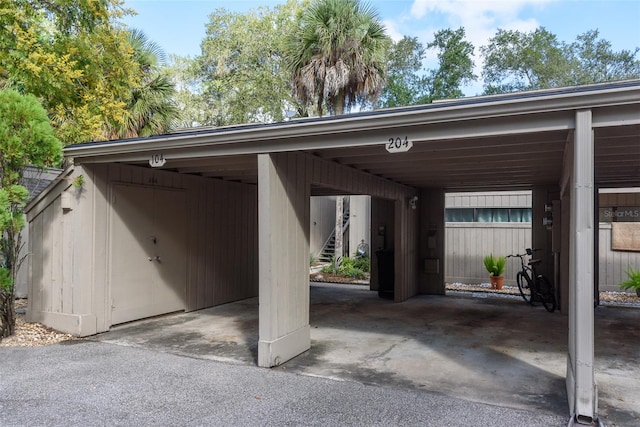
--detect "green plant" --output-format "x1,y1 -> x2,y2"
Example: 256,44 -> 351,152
321,256 -> 337,274
0,267 -> 12,292
338,256 -> 366,279
353,255 -> 370,273
72,175 -> 85,188
619,266 -> 640,292
483,254 -> 506,277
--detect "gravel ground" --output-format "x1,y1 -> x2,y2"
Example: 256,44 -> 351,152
0,299 -> 75,348
2,284 -> 638,348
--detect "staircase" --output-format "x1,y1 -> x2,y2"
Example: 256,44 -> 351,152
317,197 -> 350,263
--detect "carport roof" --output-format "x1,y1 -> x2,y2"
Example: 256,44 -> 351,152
66,80 -> 640,192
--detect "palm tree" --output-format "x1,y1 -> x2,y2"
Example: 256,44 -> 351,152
285,0 -> 389,116
109,29 -> 179,139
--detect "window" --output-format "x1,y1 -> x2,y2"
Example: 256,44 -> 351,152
445,208 -> 532,223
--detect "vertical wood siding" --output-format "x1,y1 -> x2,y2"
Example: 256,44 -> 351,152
309,196 -> 337,257
445,223 -> 532,285
598,224 -> 640,291
27,163 -> 258,334
445,190 -> 640,290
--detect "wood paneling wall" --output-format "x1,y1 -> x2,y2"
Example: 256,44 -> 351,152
445,223 -> 532,285
310,196 -> 337,257
27,163 -> 258,335
598,223 -> 640,291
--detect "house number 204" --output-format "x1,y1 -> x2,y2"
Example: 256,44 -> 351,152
385,136 -> 413,153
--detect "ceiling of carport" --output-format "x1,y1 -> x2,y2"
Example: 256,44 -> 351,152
309,130 -> 569,192
163,123 -> 639,193
66,81 -> 640,194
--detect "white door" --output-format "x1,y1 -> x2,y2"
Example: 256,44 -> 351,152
110,185 -> 187,325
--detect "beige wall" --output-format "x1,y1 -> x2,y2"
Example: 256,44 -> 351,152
445,223 -> 532,285
348,195 -> 371,257
446,191 -> 532,208
26,163 -> 258,336
309,196 -> 337,257
443,190 -> 640,291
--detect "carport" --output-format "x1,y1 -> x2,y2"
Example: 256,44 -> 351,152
26,80 -> 640,424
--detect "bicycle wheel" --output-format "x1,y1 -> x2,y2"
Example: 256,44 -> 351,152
537,275 -> 557,313
517,271 -> 532,304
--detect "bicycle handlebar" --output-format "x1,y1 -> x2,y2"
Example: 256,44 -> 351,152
507,248 -> 541,258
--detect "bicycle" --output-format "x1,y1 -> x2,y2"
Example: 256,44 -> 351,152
507,248 -> 557,312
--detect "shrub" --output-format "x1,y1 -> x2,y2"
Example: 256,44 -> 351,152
619,266 -> 640,292
338,256 -> 367,279
353,255 -> 370,272
483,254 -> 506,277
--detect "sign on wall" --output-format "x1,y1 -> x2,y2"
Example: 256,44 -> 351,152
149,153 -> 166,167
599,206 -> 640,222
385,136 -> 413,153
611,222 -> 640,252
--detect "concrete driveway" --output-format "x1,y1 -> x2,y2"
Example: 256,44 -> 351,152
93,282 -> 640,426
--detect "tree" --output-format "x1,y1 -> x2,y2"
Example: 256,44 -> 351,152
0,0 -> 141,143
0,90 -> 62,340
565,30 -> 640,85
194,1 -> 304,126
426,28 -> 475,101
481,27 -> 640,94
285,0 -> 389,116
379,36 -> 429,108
481,27 -> 567,94
107,29 -> 179,139
165,55 -> 210,129
379,29 -> 474,108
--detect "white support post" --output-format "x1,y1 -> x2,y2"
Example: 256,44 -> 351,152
567,110 -> 597,424
257,153 -> 311,368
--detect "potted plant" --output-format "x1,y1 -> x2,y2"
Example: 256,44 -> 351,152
483,254 -> 506,290
619,266 -> 640,297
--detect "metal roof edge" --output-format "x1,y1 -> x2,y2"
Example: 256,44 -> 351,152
64,80 -> 640,159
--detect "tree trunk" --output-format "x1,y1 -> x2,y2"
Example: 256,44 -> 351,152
0,290 -> 15,340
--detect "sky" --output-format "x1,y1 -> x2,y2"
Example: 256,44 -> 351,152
123,0 -> 640,95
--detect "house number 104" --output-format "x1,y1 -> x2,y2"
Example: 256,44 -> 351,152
149,153 -> 167,167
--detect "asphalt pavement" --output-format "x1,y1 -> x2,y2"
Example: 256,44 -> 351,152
0,340 -> 568,426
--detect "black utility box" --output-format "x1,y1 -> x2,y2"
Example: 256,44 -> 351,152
376,249 -> 394,299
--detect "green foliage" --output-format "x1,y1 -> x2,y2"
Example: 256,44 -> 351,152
483,254 -> 506,277
338,256 -> 366,279
0,268 -> 11,293
72,175 -> 85,188
426,28 -> 476,101
286,0 -> 390,116
481,27 -> 640,94
321,258 -> 337,274
379,36 -> 429,108
481,27 -> 566,93
0,0 -> 156,143
194,1 -> 303,126
107,29 -> 179,139
380,28 -> 474,107
0,90 -> 63,184
353,255 -> 370,273
565,30 -> 640,85
619,266 -> 640,291
0,89 -> 61,337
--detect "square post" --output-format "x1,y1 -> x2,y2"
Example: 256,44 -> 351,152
567,109 -> 597,423
257,153 -> 311,367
